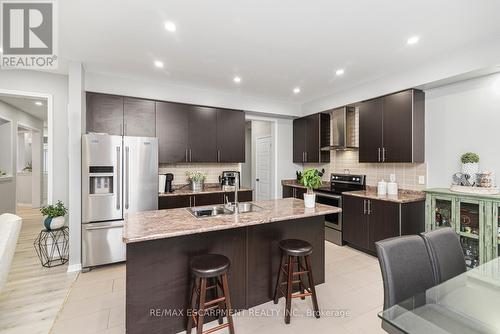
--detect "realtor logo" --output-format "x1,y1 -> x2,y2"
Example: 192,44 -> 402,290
1,1 -> 58,69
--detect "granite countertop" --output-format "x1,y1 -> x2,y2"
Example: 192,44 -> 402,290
281,179 -> 330,189
159,186 -> 253,197
343,187 -> 426,203
123,198 -> 341,243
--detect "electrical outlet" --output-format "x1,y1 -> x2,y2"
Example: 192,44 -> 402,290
418,175 -> 425,185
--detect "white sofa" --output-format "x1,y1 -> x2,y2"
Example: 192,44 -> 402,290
0,213 -> 22,292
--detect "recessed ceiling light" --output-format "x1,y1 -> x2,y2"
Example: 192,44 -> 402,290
293,87 -> 301,94
164,21 -> 176,32
35,101 -> 43,106
154,60 -> 164,68
407,36 -> 420,45
233,76 -> 241,84
336,69 -> 345,76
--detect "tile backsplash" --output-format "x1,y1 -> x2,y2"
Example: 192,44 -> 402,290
159,163 -> 241,185
304,150 -> 427,191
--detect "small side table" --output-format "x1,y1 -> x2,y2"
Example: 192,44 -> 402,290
33,226 -> 69,268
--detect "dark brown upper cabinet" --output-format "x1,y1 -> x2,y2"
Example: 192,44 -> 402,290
123,97 -> 156,137
188,106 -> 218,163
293,113 -> 330,163
358,89 -> 424,163
216,109 -> 245,163
86,93 -> 124,136
156,101 -> 190,163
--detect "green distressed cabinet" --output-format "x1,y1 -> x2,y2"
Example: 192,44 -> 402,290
425,189 -> 500,269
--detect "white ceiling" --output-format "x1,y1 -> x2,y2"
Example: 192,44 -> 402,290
59,0 -> 500,103
0,94 -> 48,121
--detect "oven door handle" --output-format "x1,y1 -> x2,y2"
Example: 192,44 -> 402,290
314,192 -> 342,200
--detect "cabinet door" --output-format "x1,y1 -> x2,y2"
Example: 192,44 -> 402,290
124,97 -> 156,137
193,193 -> 224,206
382,91 -> 413,162
282,186 -> 294,198
216,109 -> 245,162
86,93 -> 123,135
293,118 -> 306,163
225,190 -> 253,203
342,196 -> 368,249
457,199 -> 482,269
189,106 -> 217,162
295,187 -> 306,200
359,98 -> 383,163
156,102 -> 189,163
305,114 -> 320,163
158,195 -> 191,209
367,199 -> 400,252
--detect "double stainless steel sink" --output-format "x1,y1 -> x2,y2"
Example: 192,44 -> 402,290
188,202 -> 264,218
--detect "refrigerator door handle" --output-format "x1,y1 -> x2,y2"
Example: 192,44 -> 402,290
125,146 -> 130,210
116,146 -> 121,210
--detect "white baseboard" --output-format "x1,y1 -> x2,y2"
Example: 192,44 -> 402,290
67,263 -> 82,273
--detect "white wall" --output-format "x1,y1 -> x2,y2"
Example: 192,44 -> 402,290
0,71 -> 69,207
302,36 -> 500,115
426,72 -> 500,187
0,101 -> 44,214
85,72 -> 301,117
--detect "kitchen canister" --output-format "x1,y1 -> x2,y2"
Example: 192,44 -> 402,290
377,180 -> 387,196
387,182 -> 398,195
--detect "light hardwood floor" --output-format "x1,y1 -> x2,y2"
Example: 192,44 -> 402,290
52,242 -> 385,334
0,207 -> 77,334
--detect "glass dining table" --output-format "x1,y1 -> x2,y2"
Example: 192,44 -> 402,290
378,257 -> 500,334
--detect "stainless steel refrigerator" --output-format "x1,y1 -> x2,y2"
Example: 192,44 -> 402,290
82,133 -> 158,269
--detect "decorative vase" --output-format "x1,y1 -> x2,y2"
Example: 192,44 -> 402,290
43,216 -> 65,230
303,193 -> 316,208
190,180 -> 204,192
461,163 -> 479,185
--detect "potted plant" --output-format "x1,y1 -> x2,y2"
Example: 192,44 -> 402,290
40,200 -> 67,230
461,152 -> 480,185
299,168 -> 323,208
186,171 -> 206,192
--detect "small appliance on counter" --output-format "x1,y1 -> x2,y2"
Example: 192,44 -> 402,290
220,171 -> 240,191
164,173 -> 174,193
387,174 -> 398,195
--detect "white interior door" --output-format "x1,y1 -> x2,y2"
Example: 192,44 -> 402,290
255,136 -> 271,200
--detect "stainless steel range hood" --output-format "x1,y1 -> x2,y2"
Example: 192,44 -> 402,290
321,106 -> 358,151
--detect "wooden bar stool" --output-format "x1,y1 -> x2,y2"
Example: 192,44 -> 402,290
187,254 -> 235,334
273,239 -> 320,324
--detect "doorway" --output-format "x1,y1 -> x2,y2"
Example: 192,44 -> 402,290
240,119 -> 275,200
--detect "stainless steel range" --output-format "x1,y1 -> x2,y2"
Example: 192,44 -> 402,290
314,173 -> 366,245
82,133 -> 158,269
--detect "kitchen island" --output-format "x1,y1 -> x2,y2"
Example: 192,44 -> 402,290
123,198 -> 341,334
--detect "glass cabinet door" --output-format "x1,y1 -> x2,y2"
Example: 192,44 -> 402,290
434,198 -> 453,229
458,200 -> 482,269
497,206 -> 500,258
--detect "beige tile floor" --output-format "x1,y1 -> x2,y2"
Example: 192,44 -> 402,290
52,242 -> 385,334
0,207 -> 77,334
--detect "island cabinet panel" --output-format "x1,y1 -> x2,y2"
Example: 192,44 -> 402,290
192,192 -> 224,206
125,215 -> 325,334
225,190 -> 253,203
246,216 -> 325,307
126,228 -> 247,334
123,97 -> 156,137
86,93 -> 124,135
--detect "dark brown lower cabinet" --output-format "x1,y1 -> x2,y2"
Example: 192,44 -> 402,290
342,195 -> 425,254
158,190 -> 253,210
281,185 -> 306,199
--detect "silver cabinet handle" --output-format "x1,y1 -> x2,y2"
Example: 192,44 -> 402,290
189,149 -> 192,162
367,200 -> 371,215
125,146 -> 130,209
217,149 -> 221,162
193,196 -> 196,206
116,146 -> 121,210
363,199 -> 367,214
378,148 -> 381,162
189,196 -> 192,207
305,151 -> 307,162
382,148 -> 386,162
185,149 -> 188,162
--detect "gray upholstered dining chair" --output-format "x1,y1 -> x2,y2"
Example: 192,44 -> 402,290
420,227 -> 467,285
375,235 -> 436,333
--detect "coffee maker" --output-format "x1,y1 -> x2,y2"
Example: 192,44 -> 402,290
219,171 -> 240,191
159,173 -> 174,193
